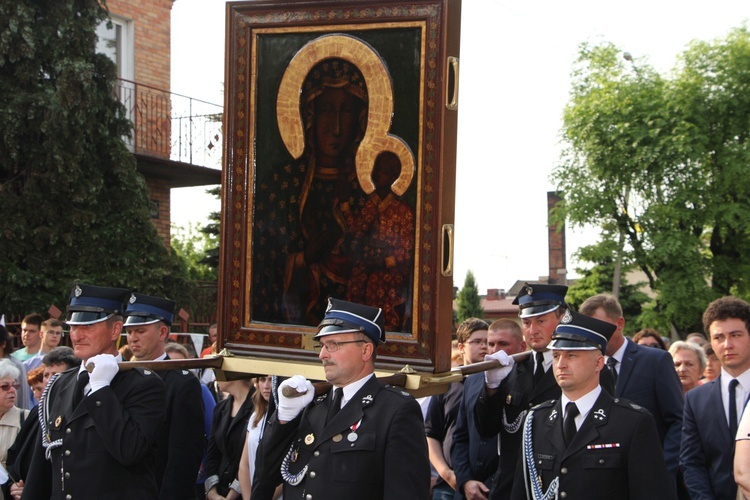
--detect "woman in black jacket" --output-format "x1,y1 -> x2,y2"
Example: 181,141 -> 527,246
205,378 -> 254,499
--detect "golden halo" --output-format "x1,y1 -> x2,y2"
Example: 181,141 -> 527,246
277,34 -> 415,197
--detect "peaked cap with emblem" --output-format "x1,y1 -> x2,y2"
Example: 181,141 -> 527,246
314,298 -> 385,345
512,283 -> 568,318
65,284 -> 129,325
124,293 -> 175,327
549,310 -> 615,354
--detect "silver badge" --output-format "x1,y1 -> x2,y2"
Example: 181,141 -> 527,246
362,394 -> 373,404
593,408 -> 606,420
561,309 -> 573,324
129,293 -> 137,304
74,285 -> 82,297
347,432 -> 358,442
526,285 -> 533,295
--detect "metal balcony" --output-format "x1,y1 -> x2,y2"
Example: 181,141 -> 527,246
115,78 -> 223,170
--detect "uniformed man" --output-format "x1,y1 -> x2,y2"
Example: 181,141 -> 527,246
251,298 -> 430,499
511,311 -> 674,500
124,292 -> 204,499
475,283 -> 615,500
23,284 -> 166,499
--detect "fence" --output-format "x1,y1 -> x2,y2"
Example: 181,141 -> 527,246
115,79 -> 223,169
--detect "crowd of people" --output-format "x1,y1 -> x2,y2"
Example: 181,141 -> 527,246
2,283 -> 750,499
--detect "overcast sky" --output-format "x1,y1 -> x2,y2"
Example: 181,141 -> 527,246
171,0 -> 750,293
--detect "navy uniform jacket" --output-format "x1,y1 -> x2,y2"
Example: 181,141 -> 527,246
614,338 -> 684,473
252,375 -> 430,500
474,354 -> 615,500
681,374 -> 749,500
451,373 -> 498,498
511,390 -> 675,500
23,367 -> 165,499
155,364 -> 205,499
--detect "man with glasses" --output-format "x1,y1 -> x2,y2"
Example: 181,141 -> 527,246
425,318 -> 489,499
252,298 -> 429,500
23,284 -> 165,499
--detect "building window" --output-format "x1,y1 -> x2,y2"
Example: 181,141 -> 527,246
95,15 -> 134,81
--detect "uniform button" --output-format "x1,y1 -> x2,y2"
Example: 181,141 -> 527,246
66,428 -> 71,434
65,472 -> 70,479
599,458 -> 605,464
309,471 -> 316,478
306,495 -> 312,500
95,401 -> 102,407
560,467 -> 568,474
313,451 -> 320,457
64,450 -> 71,456
66,495 -> 72,500
560,492 -> 567,499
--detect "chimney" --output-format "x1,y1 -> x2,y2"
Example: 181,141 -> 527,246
547,191 -> 567,285
487,289 -> 499,300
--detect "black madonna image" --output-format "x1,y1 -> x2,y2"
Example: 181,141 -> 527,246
250,34 -> 418,333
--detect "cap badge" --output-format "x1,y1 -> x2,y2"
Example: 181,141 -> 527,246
526,285 -> 533,295
74,285 -> 82,297
561,309 -> 573,324
326,300 -> 333,313
129,294 -> 137,304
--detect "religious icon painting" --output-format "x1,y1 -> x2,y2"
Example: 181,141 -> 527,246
219,0 -> 461,373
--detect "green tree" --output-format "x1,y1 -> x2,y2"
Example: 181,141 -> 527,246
565,235 -> 651,336
172,222 -> 219,281
0,0 -> 187,314
456,270 -> 483,323
553,26 -> 750,335
199,186 -> 221,270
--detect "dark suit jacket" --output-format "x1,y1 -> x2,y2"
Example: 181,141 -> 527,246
615,338 -> 684,473
475,353 -> 615,500
155,363 -> 205,499
681,375 -> 748,500
23,367 -> 166,500
511,390 -> 674,500
252,375 -> 430,500
205,392 -> 253,497
451,373 -> 498,498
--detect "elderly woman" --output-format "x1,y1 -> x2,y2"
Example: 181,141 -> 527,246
669,341 -> 707,394
0,358 -> 30,470
632,328 -> 667,350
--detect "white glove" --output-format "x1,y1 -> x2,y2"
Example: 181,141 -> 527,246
484,350 -> 514,389
277,375 -> 315,422
87,354 -> 119,393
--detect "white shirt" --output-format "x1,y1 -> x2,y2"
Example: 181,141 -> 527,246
721,368 -> 750,428
534,350 -> 553,374
560,385 -> 602,431
605,339 -> 628,376
334,373 -> 375,409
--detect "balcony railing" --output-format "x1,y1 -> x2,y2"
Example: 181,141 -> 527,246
115,78 -> 223,169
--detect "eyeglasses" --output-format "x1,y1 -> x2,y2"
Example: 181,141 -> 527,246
313,340 -> 366,353
465,339 -> 488,346
0,383 -> 20,392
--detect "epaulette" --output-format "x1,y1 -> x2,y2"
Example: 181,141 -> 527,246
612,398 -> 647,413
383,385 -> 413,399
530,399 -> 556,411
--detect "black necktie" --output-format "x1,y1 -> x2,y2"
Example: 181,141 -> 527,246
326,387 -> 343,425
729,379 -> 740,437
607,357 -> 619,386
73,371 -> 90,408
534,351 -> 545,385
563,402 -> 579,446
